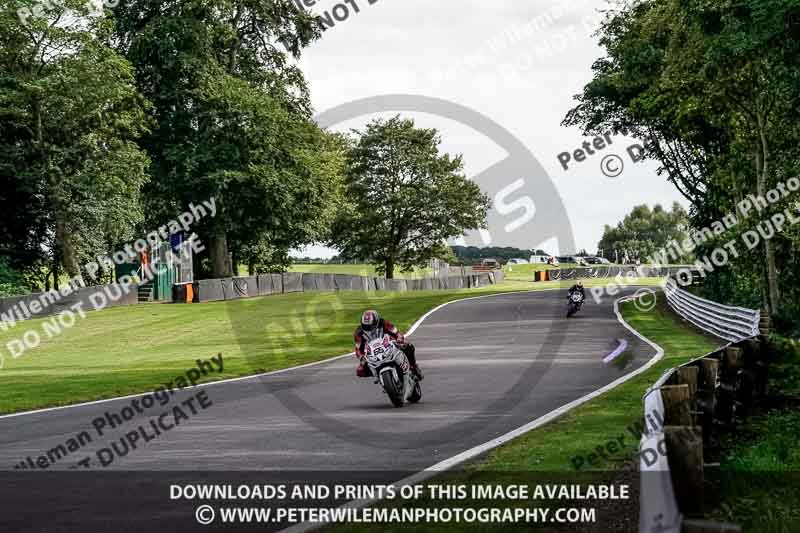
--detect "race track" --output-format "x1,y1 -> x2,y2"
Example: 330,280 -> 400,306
0,287 -> 656,531
0,288 -> 655,471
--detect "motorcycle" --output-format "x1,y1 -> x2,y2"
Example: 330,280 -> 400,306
567,291 -> 584,318
364,335 -> 422,408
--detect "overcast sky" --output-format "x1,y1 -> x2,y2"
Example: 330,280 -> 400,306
293,0 -> 687,258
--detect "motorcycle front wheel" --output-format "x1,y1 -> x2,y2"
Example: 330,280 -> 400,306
380,371 -> 404,408
408,382 -> 422,403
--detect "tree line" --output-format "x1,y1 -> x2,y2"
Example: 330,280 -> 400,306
0,0 -> 489,294
564,0 -> 800,333
597,203 -> 691,265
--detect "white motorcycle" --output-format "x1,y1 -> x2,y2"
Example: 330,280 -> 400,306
365,335 -> 422,408
567,290 -> 585,318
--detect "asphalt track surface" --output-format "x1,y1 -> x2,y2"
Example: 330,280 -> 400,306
0,287 -> 655,531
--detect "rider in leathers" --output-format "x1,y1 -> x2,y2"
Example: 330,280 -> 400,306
354,310 -> 423,381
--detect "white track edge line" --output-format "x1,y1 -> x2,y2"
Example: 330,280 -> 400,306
0,288 -> 549,421
280,292 -> 666,533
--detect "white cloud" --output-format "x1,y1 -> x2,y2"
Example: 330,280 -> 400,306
299,0 -> 688,256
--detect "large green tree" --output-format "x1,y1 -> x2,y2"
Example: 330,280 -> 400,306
111,0 -> 337,278
563,0 -> 800,322
330,116 -> 491,279
1,1 -> 151,286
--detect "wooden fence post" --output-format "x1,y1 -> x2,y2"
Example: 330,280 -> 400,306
759,310 -> 771,337
724,346 -> 744,371
698,358 -> 719,390
677,366 -> 699,400
660,384 -> 692,426
665,426 -> 704,517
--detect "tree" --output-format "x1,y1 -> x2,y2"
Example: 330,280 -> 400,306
450,246 -> 541,265
112,0 -> 336,278
1,1 -> 151,285
330,116 -> 491,279
0,257 -> 30,297
597,203 -> 690,264
563,0 -> 800,320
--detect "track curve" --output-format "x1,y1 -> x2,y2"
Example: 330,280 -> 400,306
0,287 -> 655,472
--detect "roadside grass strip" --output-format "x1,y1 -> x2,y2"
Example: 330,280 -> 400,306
0,279 -> 626,415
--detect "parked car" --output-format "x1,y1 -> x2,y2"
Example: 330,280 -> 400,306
583,257 -> 605,265
507,258 -> 529,265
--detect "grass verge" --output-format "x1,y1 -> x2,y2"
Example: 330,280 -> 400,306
0,278 -> 639,415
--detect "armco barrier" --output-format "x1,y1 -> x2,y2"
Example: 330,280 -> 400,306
638,294 -> 768,533
663,279 -> 760,342
538,266 -> 690,282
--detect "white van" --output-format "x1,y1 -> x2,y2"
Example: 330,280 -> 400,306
529,255 -> 554,264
